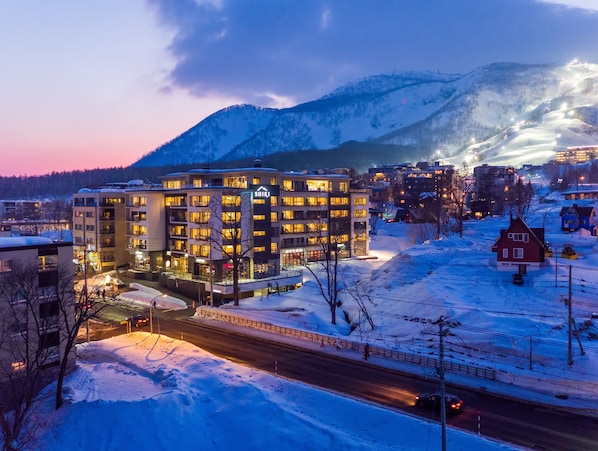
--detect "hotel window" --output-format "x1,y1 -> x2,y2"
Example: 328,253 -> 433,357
254,246 -> 266,253
253,230 -> 266,237
252,177 -> 260,185
330,197 -> 349,206
282,224 -> 305,234
191,195 -> 210,207
270,212 -> 278,222
165,196 -> 186,207
224,177 -> 247,188
163,179 -> 182,189
222,212 -> 241,223
283,180 -> 293,191
354,197 -> 367,206
130,196 -> 146,207
281,196 -> 305,206
222,195 -> 241,207
270,176 -> 277,185
307,222 -> 327,232
223,228 -> 240,240
253,198 -> 266,205
191,244 -> 210,257
253,214 -> 266,221
339,182 -> 348,193
353,209 -> 367,218
330,210 -> 348,218
270,242 -> 278,253
222,245 -> 241,255
307,196 -> 328,206
191,211 -> 210,224
270,196 -> 278,206
308,236 -> 327,246
306,180 -> 328,191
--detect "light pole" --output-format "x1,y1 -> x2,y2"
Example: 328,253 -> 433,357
150,294 -> 166,334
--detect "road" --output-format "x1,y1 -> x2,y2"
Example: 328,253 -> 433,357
85,305 -> 598,451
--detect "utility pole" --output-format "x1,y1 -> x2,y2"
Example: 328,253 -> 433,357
436,316 -> 447,451
567,265 -> 573,366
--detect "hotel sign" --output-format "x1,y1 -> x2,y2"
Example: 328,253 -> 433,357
254,185 -> 271,199
250,184 -> 279,198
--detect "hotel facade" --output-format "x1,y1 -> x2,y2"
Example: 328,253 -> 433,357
73,166 -> 370,302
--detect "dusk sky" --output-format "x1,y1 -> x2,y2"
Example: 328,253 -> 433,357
2,0 -> 598,177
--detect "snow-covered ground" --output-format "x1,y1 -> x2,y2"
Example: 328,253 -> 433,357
24,189 -> 597,449
32,333 -> 514,450
205,190 -> 598,409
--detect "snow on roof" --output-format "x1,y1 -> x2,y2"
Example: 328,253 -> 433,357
0,236 -> 54,248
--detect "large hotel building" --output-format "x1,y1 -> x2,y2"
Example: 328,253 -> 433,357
73,165 -> 370,302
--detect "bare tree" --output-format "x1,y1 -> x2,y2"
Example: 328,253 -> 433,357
54,269 -> 111,410
343,278 -> 375,331
0,261 -> 64,450
506,179 -> 534,219
448,167 -> 474,238
209,190 -> 254,306
302,212 -> 349,325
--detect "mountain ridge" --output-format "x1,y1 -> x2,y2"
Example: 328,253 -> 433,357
134,62 -> 598,171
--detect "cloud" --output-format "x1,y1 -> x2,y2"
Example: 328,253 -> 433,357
538,0 -> 598,12
147,0 -> 598,107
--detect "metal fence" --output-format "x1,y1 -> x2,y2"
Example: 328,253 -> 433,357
196,307 -> 497,381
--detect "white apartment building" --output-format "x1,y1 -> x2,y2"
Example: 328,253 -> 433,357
0,237 -> 74,378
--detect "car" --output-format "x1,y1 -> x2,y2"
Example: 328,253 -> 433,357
126,315 -> 149,327
415,392 -> 464,414
512,273 -> 524,286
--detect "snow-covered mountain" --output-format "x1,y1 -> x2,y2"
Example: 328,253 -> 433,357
134,62 -> 598,170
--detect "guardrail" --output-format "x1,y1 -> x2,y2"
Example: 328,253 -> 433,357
196,307 -> 497,381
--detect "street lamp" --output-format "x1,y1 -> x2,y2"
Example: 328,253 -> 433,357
149,294 -> 167,334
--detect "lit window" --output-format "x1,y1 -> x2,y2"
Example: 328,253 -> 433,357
222,195 -> 241,207
0,259 -> 11,273
12,361 -> 26,372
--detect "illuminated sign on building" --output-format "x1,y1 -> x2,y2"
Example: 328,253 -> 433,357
254,186 -> 271,199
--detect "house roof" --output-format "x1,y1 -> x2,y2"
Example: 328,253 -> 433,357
492,216 -> 546,250
559,205 -> 596,217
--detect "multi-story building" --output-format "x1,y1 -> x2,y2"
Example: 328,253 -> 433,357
0,237 -> 74,378
556,146 -> 598,164
394,162 -> 455,213
72,185 -> 132,273
472,165 -> 517,217
73,166 -> 370,302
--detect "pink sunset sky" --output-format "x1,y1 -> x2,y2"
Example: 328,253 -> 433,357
1,0 -> 598,177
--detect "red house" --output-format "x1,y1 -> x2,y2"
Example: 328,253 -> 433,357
492,216 -> 546,272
